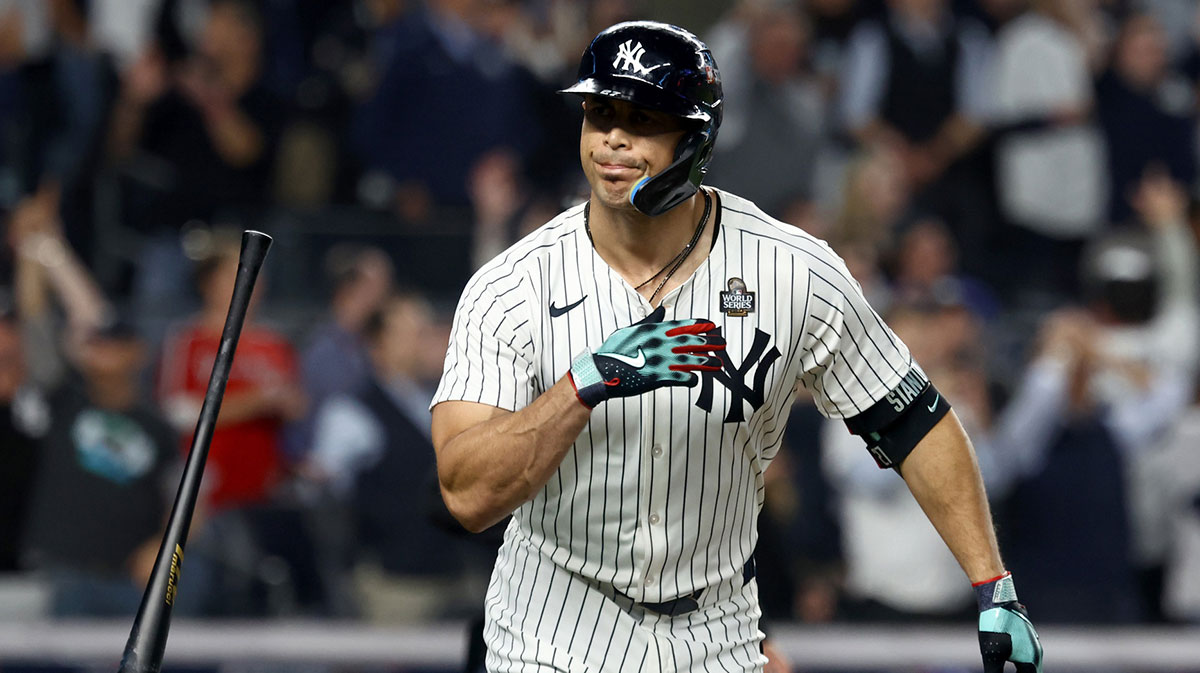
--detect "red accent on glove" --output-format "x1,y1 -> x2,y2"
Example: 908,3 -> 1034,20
665,321 -> 717,336
972,571 -> 1011,587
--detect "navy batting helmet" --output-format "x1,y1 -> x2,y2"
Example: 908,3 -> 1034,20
560,21 -> 723,216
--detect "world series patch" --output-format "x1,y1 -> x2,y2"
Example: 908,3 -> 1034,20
720,278 -> 755,317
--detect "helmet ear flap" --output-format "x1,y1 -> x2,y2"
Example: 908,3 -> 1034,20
630,130 -> 707,216
692,131 -> 716,174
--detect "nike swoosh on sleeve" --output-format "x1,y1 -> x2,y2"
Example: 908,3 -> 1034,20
927,394 -> 940,413
601,349 -> 646,368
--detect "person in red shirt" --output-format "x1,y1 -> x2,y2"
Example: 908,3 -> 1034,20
158,234 -> 306,511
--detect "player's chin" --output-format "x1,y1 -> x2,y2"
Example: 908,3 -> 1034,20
594,180 -> 637,209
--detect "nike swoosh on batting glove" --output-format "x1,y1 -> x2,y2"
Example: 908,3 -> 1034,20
975,572 -> 1043,673
569,306 -> 725,409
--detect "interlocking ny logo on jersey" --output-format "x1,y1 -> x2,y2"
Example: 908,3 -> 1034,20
613,40 -> 651,75
696,328 -> 781,423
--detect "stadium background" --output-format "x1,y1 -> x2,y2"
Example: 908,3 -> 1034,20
3,0 -> 1200,670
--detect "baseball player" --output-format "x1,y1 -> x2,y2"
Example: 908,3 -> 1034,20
432,21 -> 1042,672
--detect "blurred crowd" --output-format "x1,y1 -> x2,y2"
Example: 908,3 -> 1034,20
2,0 -> 1200,645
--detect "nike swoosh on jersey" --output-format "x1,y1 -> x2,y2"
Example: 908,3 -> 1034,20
549,296 -> 588,317
927,394 -> 940,413
601,349 -> 646,368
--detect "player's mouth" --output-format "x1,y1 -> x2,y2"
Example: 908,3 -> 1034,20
595,160 -> 643,180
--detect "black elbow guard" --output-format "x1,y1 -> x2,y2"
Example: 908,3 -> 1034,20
843,367 -> 951,471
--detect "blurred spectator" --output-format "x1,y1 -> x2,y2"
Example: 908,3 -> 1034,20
1153,380 -> 1200,622
0,0 -> 110,252
87,0 -> 164,73
109,0 -> 284,228
991,0 -> 1108,304
889,217 -> 1000,319
1096,12 -> 1197,224
8,189 -> 175,617
21,317 -> 175,617
307,291 -> 468,622
108,0 -> 286,320
350,0 -> 539,220
803,0 -> 874,98
158,231 -> 306,513
830,144 -> 913,249
999,174 -> 1198,621
292,244 -> 394,458
1142,0 -> 1199,61
996,310 -> 1144,623
0,308 -> 45,573
838,0 -> 995,272
706,2 -> 829,220
467,148 -> 561,270
1096,170 -> 1200,620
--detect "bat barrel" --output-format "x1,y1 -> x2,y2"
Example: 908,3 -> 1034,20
118,230 -> 272,672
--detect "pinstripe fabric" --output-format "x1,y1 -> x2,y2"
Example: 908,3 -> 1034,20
433,189 -> 914,671
483,525 -> 764,673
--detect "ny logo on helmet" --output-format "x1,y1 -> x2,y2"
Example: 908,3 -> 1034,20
613,40 -> 651,75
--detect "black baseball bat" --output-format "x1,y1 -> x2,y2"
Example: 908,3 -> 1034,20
118,230 -> 273,673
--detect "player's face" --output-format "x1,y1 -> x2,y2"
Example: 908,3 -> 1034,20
579,96 -> 687,210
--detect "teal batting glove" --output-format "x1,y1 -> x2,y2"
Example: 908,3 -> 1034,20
975,572 -> 1043,673
569,306 -> 725,408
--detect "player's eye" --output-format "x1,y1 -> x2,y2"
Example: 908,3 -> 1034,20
630,110 -> 678,135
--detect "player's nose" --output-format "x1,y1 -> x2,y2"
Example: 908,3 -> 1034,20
603,124 -> 632,150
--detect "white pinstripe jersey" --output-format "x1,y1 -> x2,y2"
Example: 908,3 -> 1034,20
433,188 -> 914,604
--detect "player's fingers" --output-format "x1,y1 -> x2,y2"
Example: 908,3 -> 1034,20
669,355 -> 723,372
665,320 -> 715,336
980,656 -> 1007,673
672,343 -> 719,355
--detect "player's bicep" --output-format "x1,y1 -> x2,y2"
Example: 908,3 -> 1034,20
431,400 -> 512,455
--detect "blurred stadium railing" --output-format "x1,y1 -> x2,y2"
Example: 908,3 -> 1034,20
1,621 -> 1198,671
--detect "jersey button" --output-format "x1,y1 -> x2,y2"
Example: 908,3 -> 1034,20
652,445 -> 663,458
649,513 -> 660,525
644,576 -> 655,586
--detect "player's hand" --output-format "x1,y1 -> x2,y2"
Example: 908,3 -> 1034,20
569,305 -> 724,408
975,572 -> 1043,673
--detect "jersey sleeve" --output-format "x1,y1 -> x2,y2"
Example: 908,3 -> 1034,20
796,248 -> 914,419
433,273 -> 538,412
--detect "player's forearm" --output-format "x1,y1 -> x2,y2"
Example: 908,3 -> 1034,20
899,410 -> 1005,583
436,376 -> 591,533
